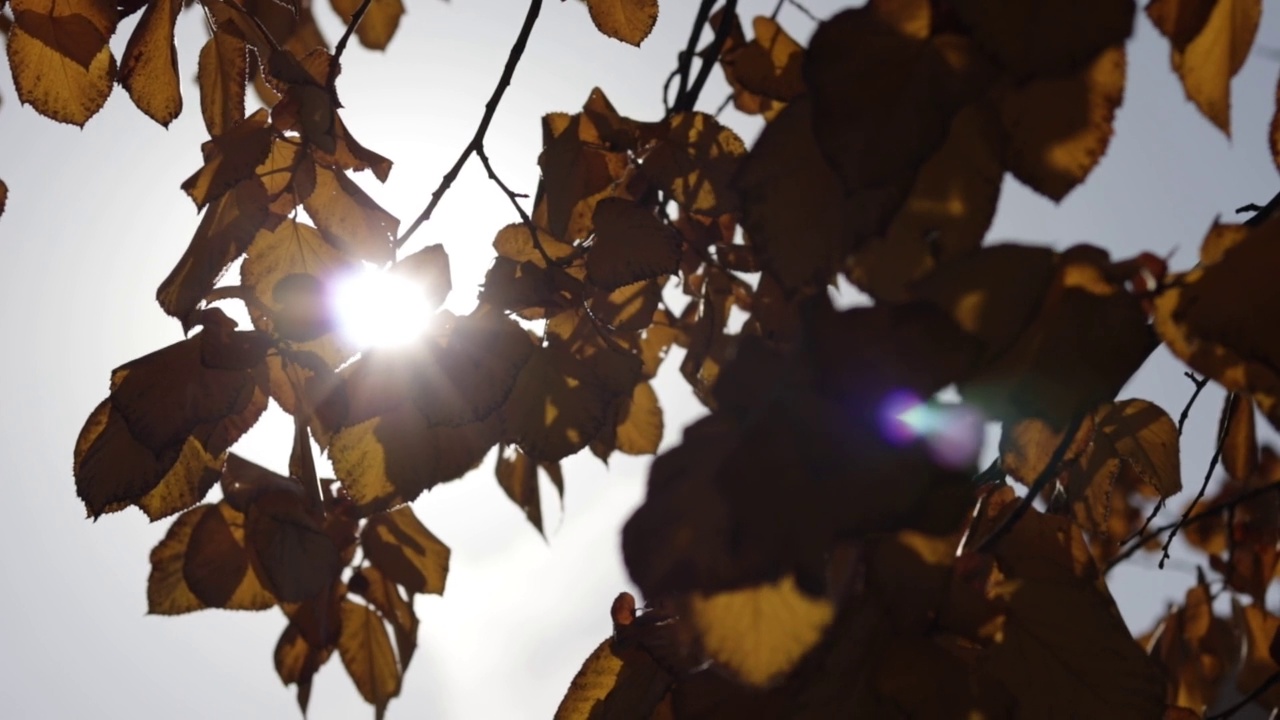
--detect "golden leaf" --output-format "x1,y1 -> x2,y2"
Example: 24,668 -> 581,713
119,0 -> 182,126
147,501 -> 276,614
585,0 -> 658,47
197,27 -> 249,137
338,600 -> 402,714
8,1 -> 116,126
1165,0 -> 1261,134
361,506 -> 450,596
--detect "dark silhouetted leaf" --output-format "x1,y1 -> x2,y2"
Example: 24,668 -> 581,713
148,501 -> 275,614
587,198 -> 680,290
361,506 -> 449,596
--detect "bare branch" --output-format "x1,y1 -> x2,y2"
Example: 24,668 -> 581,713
972,413 -> 1085,554
396,0 -> 543,249
329,0 -> 374,92
1178,371 -> 1210,436
672,0 -> 717,113
1159,392 -> 1236,568
675,0 -> 739,114
1207,670 -> 1280,719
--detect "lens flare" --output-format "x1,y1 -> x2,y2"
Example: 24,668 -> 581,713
332,264 -> 435,348
878,390 -> 985,470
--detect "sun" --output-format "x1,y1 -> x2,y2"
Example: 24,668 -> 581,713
332,263 -> 437,349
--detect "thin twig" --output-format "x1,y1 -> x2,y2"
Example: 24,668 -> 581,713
1207,670 -> 1280,719
1159,393 -> 1237,568
1178,371 -> 1210,436
675,0 -> 739,113
1107,477 -> 1280,571
973,413 -> 1085,554
780,0 -> 820,22
1239,189 -> 1280,227
474,146 -> 554,267
328,0 -> 373,92
396,0 -> 543,249
673,0 -> 717,113
1124,498 -> 1165,546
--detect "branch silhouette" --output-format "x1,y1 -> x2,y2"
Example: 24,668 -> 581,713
396,0 -> 543,250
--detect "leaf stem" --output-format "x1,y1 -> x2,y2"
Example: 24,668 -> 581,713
1158,392 -> 1235,568
396,0 -> 543,250
329,0 -> 374,92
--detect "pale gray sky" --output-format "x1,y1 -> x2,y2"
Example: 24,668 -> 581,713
0,1 -> 1277,718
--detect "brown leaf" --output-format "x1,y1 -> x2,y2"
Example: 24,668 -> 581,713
587,198 -> 681,290
392,244 -> 451,311
197,27 -> 248,137
847,99 -> 1005,301
587,279 -> 660,334
350,565 -> 419,671
1143,582 -> 1236,714
8,0 -> 117,126
361,506 -> 450,595
1237,603 -> 1280,711
1154,216 -> 1280,430
220,453 -> 307,512
952,0 -> 1135,77
245,489 -> 342,602
1165,0 -> 1260,134
1223,392 -> 1259,481
1147,0 -> 1218,50
181,109 -> 275,209
999,44 -> 1126,202
495,444 -> 564,537
74,327 -> 270,519
338,600 -> 402,715
585,0 -> 658,47
503,339 -> 622,462
148,501 -> 276,614
640,112 -> 745,217
304,163 -> 397,264
119,0 -> 182,125
615,381 -> 662,455
979,495 -> 1167,718
274,621 -> 332,716
329,403 -> 500,513
331,0 -> 404,50
539,111 -> 630,242
555,637 -> 672,719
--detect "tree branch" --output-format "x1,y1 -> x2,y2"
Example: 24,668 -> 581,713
1207,670 -> 1280,719
328,0 -> 373,92
1158,392 -> 1235,568
972,413 -> 1085,554
396,0 -> 542,250
675,0 -> 739,113
672,0 -> 717,113
1177,371 -> 1210,436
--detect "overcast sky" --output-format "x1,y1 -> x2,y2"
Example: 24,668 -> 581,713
1,1 -> 1278,718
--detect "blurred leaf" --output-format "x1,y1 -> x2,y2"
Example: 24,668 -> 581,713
952,0 -> 1134,77
1160,0 -> 1261,134
148,501 -> 276,614
361,506 -> 450,596
338,600 -> 401,716
246,489 -> 342,602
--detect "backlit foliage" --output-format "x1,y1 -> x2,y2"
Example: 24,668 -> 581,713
2,0 -> 1277,715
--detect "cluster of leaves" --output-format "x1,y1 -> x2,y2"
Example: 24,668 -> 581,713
4,0 -> 1277,715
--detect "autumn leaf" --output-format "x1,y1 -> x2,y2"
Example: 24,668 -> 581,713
538,109 -> 630,242
361,506 -> 450,596
350,565 -> 419,671
181,109 -> 275,210
148,500 -> 276,614
1154,215 -> 1280,430
1223,391 -> 1259,481
495,444 -> 564,537
584,0 -> 658,47
952,0 -> 1135,77
74,319 -> 270,519
586,279 -> 661,334
640,112 -> 745,217
197,27 -> 249,137
392,244 -> 451,311
998,44 -> 1126,202
1237,603 -> 1280,711
8,0 -> 117,126
614,381 -> 662,455
688,574 -> 835,687
244,488 -> 342,602
555,637 -> 672,719
338,600 -> 402,715
1142,582 -> 1237,712
1158,0 -> 1261,134
587,198 -> 681,290
275,621 -> 332,716
119,0 -> 182,126
304,163 -> 398,264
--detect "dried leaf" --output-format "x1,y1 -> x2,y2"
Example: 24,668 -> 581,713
197,27 -> 249,137
1143,582 -> 1236,713
119,0 -> 182,125
147,501 -> 276,614
999,44 -> 1126,202
554,638 -> 672,719
952,0 -> 1135,77
587,198 -> 681,290
495,444 -> 563,537
304,164 -> 397,264
181,109 -> 275,210
585,0 -> 658,47
641,112 -> 745,217
361,506 -> 449,596
338,600 -> 401,715
350,565 -> 418,671
615,381 -> 662,455
1223,392 -> 1259,481
331,0 -> 404,50
1165,0 -> 1261,134
1237,604 -> 1280,711
245,489 -> 342,602
8,0 -> 117,126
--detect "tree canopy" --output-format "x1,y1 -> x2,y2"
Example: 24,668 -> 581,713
5,0 -> 1280,716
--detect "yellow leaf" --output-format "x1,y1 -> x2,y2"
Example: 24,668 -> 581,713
999,44 -> 1126,202
585,0 -> 658,47
197,27 -> 248,137
1146,0 -> 1217,50
688,574 -> 835,687
361,506 -> 450,595
181,109 -> 274,209
1168,0 -> 1261,135
641,112 -> 745,217
616,381 -> 662,455
7,2 -> 116,126
555,638 -> 672,719
304,164 -> 397,264
495,444 -> 563,537
350,565 -> 419,670
119,0 -> 182,125
338,600 -> 401,714
1237,603 -> 1280,711
147,501 -> 276,614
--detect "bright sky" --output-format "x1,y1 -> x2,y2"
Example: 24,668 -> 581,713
1,2 -> 1278,718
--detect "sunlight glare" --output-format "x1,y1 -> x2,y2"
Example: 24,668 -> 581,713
333,264 -> 435,348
